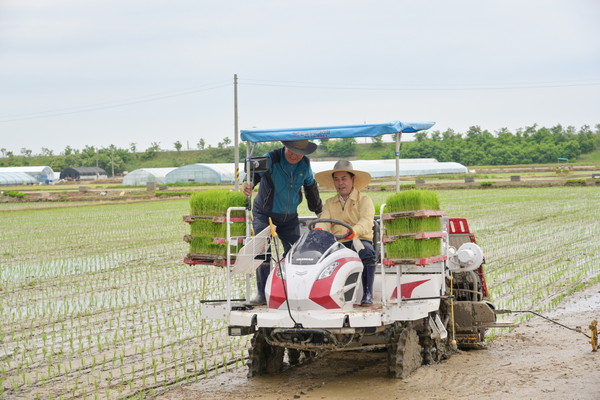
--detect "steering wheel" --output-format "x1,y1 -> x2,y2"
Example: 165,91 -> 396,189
307,218 -> 354,241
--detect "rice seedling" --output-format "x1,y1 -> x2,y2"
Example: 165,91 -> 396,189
190,219 -> 246,237
186,190 -> 247,258
0,187 -> 597,399
385,237 -> 442,259
189,190 -> 246,217
384,189 -> 440,212
384,217 -> 441,235
382,190 -> 443,259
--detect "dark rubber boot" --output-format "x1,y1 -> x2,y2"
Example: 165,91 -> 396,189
249,262 -> 270,305
361,263 -> 375,305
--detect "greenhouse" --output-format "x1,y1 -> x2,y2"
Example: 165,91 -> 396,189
310,159 -> 467,177
165,163 -> 244,184
307,159 -> 466,178
122,168 -> 177,185
60,167 -> 107,181
162,159 -> 466,185
0,172 -> 38,186
0,166 -> 56,183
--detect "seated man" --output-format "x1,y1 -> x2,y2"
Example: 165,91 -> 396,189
315,160 -> 376,305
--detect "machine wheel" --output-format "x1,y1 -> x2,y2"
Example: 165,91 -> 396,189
287,348 -> 300,365
421,307 -> 453,364
247,329 -> 285,377
286,349 -> 317,365
430,335 -> 452,363
387,323 -> 423,379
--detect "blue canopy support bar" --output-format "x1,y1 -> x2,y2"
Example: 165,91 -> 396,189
241,121 -> 435,143
241,120 -> 435,193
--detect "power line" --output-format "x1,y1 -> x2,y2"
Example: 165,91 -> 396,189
0,80 -> 231,123
2,77 -> 599,123
240,78 -> 600,91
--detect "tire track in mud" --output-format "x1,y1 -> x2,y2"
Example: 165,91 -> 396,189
159,350 -> 392,400
283,351 -> 385,398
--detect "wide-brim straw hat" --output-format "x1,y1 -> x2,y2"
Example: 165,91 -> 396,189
281,140 -> 317,155
315,160 -> 371,191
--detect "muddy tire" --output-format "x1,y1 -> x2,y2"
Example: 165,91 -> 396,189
247,329 -> 285,377
287,348 -> 300,365
420,308 -> 454,364
286,349 -> 317,366
420,329 -> 453,364
387,323 -> 423,379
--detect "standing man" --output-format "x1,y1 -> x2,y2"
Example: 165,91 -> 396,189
243,140 -> 323,305
314,160 -> 376,305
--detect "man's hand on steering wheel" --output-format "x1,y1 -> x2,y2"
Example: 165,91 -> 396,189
307,218 -> 356,241
344,229 -> 357,240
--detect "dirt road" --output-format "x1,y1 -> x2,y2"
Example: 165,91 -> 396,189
162,283 -> 600,400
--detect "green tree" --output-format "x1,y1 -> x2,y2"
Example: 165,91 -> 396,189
174,141 -> 183,152
324,138 -> 356,157
371,136 -> 384,148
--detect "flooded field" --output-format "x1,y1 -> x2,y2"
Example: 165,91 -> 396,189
1,187 -> 599,399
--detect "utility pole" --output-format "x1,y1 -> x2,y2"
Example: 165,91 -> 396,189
111,148 -> 115,178
233,74 -> 240,191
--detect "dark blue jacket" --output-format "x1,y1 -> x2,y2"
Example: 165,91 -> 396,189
251,148 -> 322,219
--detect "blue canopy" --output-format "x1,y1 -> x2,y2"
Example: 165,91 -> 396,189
240,121 -> 435,143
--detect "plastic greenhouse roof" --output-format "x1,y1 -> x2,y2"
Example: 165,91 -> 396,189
122,168 -> 177,185
0,172 -> 38,186
0,166 -> 55,182
0,166 -> 54,174
310,159 -> 467,178
165,163 -> 246,184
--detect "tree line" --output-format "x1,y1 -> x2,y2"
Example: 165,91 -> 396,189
1,124 -> 598,174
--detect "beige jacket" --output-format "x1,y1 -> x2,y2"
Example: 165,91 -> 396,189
317,189 -> 374,242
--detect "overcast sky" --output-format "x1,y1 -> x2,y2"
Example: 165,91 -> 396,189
1,0 -> 599,155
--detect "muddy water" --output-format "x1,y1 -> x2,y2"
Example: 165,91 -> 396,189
161,283 -> 600,400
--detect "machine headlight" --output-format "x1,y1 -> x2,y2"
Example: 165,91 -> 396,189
318,261 -> 339,280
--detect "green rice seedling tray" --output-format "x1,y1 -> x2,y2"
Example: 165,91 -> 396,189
383,215 -> 442,236
183,235 -> 245,245
183,253 -> 233,267
382,231 -> 444,242
382,255 -> 447,266
183,215 -> 246,223
189,189 -> 247,215
187,235 -> 243,258
384,236 -> 442,259
381,210 -> 446,220
384,189 -> 441,212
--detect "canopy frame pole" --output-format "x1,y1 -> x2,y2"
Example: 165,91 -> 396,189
244,140 -> 253,299
395,131 -> 403,192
